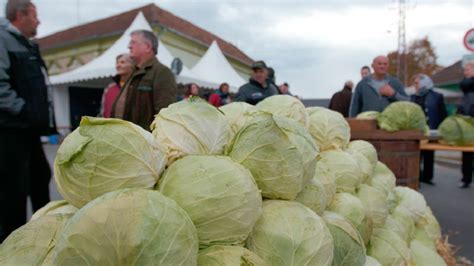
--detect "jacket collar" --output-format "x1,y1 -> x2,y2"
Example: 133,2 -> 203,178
249,78 -> 266,89
133,57 -> 157,77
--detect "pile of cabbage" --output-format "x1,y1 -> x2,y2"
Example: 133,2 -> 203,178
0,96 -> 446,266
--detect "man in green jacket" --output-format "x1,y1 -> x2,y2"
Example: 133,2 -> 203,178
112,30 -> 177,130
349,55 -> 409,117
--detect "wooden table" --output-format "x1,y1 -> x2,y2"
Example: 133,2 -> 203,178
420,142 -> 474,152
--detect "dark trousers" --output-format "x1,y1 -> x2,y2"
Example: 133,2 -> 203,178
420,150 -> 434,182
0,129 -> 51,242
462,152 -> 473,184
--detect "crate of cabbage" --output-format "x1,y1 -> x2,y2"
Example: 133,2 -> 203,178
352,102 -> 429,189
0,96 -> 449,265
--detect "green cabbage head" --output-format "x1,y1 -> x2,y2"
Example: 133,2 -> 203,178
247,200 -> 334,266
395,187 -> 428,223
322,211 -> 366,266
227,113 -> 318,200
307,107 -> 350,151
0,214 -> 70,265
327,192 -> 373,245
257,95 -> 309,128
377,101 -> 427,132
438,115 -> 474,146
151,97 -> 229,164
198,245 -> 265,266
356,184 -> 389,229
159,155 -> 262,248
54,117 -> 166,208
414,207 -> 442,249
314,168 -> 337,205
220,102 -> 258,139
368,228 -> 412,266
317,150 -> 363,194
31,200 -> 77,220
53,189 -> 198,265
295,175 -> 328,216
356,111 -> 380,120
410,240 -> 446,266
347,150 -> 373,184
382,206 -> 416,244
370,162 -> 397,211
347,140 -> 378,169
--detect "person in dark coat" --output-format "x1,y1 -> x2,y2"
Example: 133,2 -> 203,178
410,74 -> 447,185
234,61 -> 278,105
111,30 -> 177,130
0,0 -> 56,242
329,80 -> 354,117
458,61 -> 474,188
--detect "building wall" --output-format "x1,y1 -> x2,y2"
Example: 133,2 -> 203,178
40,26 -> 252,80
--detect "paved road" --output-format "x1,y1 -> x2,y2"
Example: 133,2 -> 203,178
37,144 -> 473,260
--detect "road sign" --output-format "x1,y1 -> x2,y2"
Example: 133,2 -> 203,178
463,28 -> 474,52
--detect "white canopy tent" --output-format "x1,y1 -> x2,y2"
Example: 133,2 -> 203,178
191,40 -> 246,91
49,12 -> 249,132
50,12 -> 198,85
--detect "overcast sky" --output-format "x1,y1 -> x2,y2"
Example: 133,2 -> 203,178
1,0 -> 473,98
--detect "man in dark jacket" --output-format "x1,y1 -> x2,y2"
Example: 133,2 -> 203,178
111,30 -> 177,130
410,74 -> 447,185
0,0 -> 55,241
349,55 -> 409,117
234,61 -> 278,105
329,80 -> 353,117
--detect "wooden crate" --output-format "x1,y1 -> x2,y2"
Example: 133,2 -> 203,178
348,119 -> 424,190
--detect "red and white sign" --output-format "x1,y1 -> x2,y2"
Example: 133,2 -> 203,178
464,28 -> 474,52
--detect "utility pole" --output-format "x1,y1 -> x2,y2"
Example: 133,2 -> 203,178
397,0 -> 407,85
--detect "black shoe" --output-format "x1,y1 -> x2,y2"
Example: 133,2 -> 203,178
459,182 -> 470,189
420,180 -> 435,185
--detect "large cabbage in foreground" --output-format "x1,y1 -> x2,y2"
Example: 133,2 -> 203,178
247,200 -> 334,266
151,98 -> 229,164
227,113 -> 318,199
377,102 -> 426,132
0,214 -> 70,265
53,189 -> 198,265
54,117 -> 166,208
158,155 -> 262,248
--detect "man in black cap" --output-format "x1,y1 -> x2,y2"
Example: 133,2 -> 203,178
234,60 -> 278,105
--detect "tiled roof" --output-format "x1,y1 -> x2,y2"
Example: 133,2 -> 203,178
36,4 -> 253,66
432,60 -> 463,86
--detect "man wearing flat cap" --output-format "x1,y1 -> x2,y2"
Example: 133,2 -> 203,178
234,60 -> 278,105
